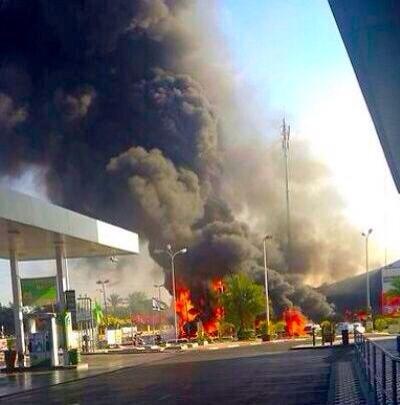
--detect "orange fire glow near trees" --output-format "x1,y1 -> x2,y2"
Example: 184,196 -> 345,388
283,307 -> 308,337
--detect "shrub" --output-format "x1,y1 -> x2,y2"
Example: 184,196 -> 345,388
374,318 -> 388,332
273,321 -> 286,334
237,329 -> 255,341
320,320 -> 331,329
219,321 -> 235,337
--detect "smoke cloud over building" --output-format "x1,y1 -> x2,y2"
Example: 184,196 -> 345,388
0,0 -> 363,320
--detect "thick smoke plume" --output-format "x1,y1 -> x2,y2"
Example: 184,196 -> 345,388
0,0 -> 363,320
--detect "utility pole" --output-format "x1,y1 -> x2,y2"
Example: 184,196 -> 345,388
154,245 -> 188,342
361,229 -> 373,313
282,118 -> 291,271
263,234 -> 272,338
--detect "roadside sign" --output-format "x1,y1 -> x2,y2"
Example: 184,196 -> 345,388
381,267 -> 400,316
65,290 -> 77,329
21,277 -> 57,307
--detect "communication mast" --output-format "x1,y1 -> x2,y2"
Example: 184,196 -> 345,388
281,118 -> 291,271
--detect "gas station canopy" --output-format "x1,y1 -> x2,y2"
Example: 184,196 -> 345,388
0,187 -> 139,261
329,0 -> 400,192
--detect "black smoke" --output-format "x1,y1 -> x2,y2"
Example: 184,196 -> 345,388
0,0 -> 357,321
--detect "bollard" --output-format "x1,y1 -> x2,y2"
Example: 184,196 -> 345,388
397,336 -> 400,354
312,327 -> 316,347
342,329 -> 349,346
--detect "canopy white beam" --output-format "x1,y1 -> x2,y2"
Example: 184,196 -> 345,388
0,187 -> 139,260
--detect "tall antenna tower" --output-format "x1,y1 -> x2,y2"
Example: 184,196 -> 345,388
281,118 -> 291,271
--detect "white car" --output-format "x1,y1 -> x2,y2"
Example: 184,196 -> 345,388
352,322 -> 365,334
335,322 -> 351,334
336,322 -> 365,335
304,323 -> 321,335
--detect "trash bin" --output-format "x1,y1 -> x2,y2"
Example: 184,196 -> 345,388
342,329 -> 349,345
68,349 -> 80,365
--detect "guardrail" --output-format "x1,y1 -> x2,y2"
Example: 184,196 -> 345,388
354,331 -> 400,404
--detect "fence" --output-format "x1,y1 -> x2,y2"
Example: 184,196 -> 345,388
354,331 -> 400,404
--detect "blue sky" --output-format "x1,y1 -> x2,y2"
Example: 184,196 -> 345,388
217,0 -> 350,117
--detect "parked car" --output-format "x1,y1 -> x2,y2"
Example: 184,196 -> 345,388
304,323 -> 321,335
352,322 -> 365,334
335,322 -> 351,335
335,322 -> 365,335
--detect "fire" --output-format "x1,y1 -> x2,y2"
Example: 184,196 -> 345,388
204,279 -> 224,335
283,307 -> 307,337
174,279 -> 225,338
175,286 -> 199,337
203,305 -> 224,335
212,278 -> 224,294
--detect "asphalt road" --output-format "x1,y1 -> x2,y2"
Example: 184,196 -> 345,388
2,342 -> 336,405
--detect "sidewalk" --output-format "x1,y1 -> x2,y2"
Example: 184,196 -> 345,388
0,351 -> 176,398
327,347 -> 368,405
292,333 -> 395,350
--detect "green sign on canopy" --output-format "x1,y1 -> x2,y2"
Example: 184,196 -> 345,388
21,277 -> 57,307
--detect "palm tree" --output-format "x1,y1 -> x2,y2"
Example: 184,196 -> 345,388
127,292 -> 150,314
221,273 -> 265,338
107,293 -> 124,314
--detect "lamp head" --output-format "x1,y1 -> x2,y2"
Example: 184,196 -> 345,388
166,243 -> 172,252
110,256 -> 118,263
179,247 -> 188,254
362,228 -> 373,237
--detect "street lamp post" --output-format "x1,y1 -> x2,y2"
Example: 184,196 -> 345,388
263,235 -> 273,337
96,279 -> 110,319
154,244 -> 187,342
361,229 -> 373,313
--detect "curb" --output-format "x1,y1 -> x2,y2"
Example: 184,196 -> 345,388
0,363 -> 89,374
291,343 -> 354,351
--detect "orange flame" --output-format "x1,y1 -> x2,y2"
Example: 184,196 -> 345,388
203,305 -> 224,335
283,307 -> 307,337
212,278 -> 224,294
175,286 -> 199,337
202,279 -> 224,335
174,279 -> 225,338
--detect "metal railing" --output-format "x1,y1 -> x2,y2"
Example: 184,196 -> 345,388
354,331 -> 400,404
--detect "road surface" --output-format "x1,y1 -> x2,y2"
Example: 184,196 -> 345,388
2,341 -> 336,405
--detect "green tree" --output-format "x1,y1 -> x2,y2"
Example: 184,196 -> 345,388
127,292 -> 149,314
387,277 -> 400,297
0,303 -> 14,335
107,293 -> 124,314
221,273 -> 265,337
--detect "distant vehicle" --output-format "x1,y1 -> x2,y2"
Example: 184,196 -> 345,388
352,322 -> 365,334
335,322 -> 365,335
304,323 -> 321,335
335,322 -> 351,335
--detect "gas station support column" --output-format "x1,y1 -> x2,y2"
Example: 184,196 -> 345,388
55,242 -> 66,311
9,231 -> 25,366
